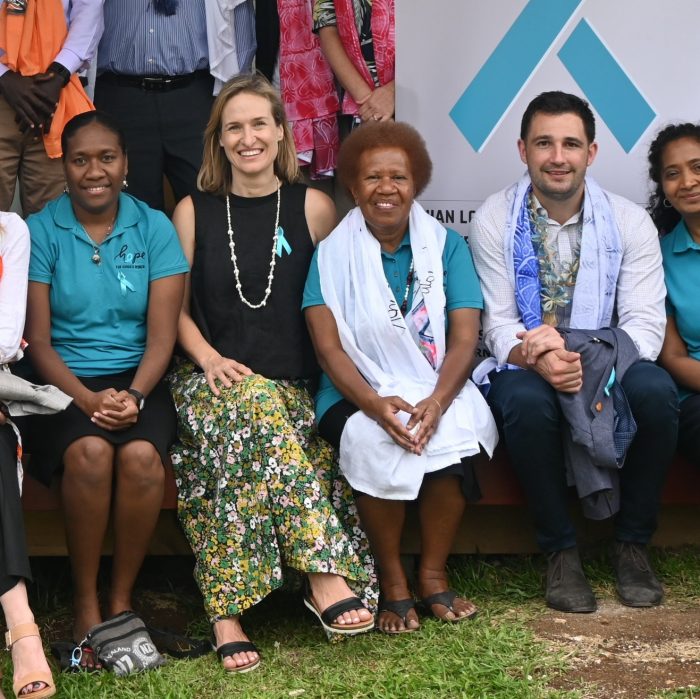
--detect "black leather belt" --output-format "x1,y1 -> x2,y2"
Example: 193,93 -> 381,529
97,70 -> 207,92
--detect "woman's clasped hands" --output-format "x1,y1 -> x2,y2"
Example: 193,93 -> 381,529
367,393 -> 443,455
83,389 -> 139,430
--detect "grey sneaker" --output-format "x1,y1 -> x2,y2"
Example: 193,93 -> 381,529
545,547 -> 597,613
613,542 -> 663,607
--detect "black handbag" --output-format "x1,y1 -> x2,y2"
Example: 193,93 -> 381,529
85,611 -> 166,676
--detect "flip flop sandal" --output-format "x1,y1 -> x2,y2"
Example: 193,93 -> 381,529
214,641 -> 261,674
420,590 -> 478,622
377,597 -> 418,634
303,593 -> 375,636
146,626 -> 211,659
50,641 -> 104,673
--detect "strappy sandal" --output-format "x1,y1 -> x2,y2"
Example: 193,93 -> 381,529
214,641 -> 261,674
303,581 -> 374,636
5,623 -> 56,699
377,597 -> 418,635
420,589 -> 478,622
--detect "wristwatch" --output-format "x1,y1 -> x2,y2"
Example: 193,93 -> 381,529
126,388 -> 145,412
48,61 -> 71,87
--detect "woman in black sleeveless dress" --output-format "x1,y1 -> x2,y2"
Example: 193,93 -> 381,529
168,74 -> 375,673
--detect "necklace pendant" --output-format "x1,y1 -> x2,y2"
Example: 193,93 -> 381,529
91,252 -> 101,265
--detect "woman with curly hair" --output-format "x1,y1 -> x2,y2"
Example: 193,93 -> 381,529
304,121 -> 498,634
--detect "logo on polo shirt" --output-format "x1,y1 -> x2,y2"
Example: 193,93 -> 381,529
115,244 -> 146,270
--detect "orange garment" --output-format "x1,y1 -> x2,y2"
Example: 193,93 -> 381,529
0,0 -> 94,158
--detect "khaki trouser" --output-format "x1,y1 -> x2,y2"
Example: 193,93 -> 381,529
0,95 -> 64,215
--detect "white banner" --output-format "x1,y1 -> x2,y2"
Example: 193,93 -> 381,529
396,0 -> 700,236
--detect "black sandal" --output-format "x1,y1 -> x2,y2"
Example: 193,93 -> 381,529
420,589 -> 478,622
146,626 -> 210,659
215,641 -> 260,674
303,580 -> 374,636
377,597 -> 418,634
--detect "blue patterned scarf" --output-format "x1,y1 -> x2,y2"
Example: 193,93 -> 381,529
507,175 -> 623,331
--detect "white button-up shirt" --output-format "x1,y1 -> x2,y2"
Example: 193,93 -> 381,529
469,184 -> 666,365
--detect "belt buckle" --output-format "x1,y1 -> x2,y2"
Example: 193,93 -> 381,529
141,76 -> 169,91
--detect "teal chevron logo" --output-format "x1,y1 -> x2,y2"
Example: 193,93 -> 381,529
449,0 -> 656,153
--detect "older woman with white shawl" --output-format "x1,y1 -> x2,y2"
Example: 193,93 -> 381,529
303,122 -> 498,634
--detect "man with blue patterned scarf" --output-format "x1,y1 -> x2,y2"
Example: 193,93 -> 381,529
469,91 -> 679,613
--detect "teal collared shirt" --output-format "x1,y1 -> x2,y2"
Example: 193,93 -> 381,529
661,219 -> 700,401
28,193 -> 189,377
302,228 -> 483,421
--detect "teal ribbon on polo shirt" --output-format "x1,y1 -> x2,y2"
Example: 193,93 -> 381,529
276,226 -> 292,257
117,271 -> 135,296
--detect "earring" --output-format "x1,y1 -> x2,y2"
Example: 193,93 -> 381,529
663,198 -> 673,208
63,183 -> 70,194
122,178 -> 128,190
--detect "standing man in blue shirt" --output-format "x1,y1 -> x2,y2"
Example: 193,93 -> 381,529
93,0 -> 255,212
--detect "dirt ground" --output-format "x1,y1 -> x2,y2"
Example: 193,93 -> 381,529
533,600 -> 700,698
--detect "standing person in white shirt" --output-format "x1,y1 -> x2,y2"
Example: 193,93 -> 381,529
469,91 -> 679,614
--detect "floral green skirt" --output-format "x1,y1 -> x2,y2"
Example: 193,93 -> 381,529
168,361 -> 377,625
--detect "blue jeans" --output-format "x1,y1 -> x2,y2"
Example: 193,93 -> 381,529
487,361 -> 679,552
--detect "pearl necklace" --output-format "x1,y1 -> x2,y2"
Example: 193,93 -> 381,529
225,179 -> 281,309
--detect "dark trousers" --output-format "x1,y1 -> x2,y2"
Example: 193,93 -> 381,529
487,361 -> 679,552
94,72 -> 214,212
679,393 -> 700,465
0,424 -> 31,595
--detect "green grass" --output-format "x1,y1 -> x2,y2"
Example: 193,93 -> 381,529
6,548 -> 700,699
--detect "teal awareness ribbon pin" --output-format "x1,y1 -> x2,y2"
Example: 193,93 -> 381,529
276,226 -> 292,258
604,367 -> 616,397
117,271 -> 136,297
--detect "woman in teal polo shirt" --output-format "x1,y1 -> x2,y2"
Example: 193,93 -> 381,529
648,122 -> 700,465
24,111 -> 189,667
304,121 -> 498,634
